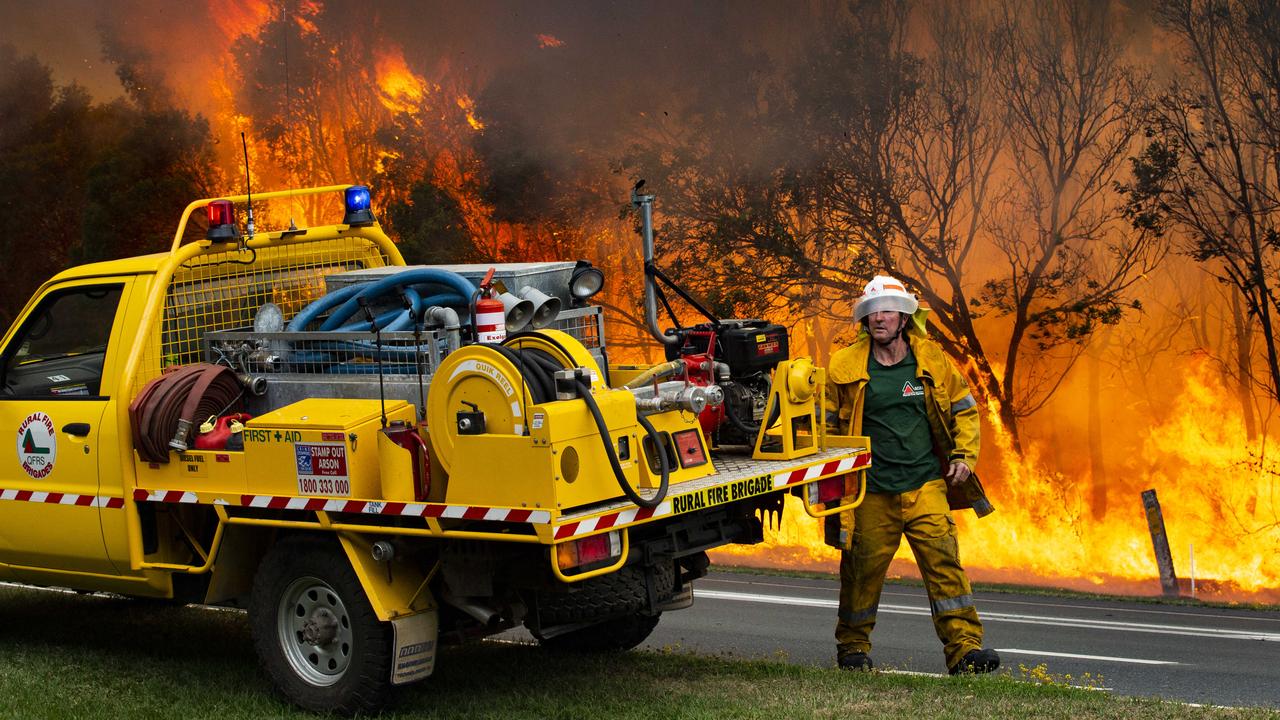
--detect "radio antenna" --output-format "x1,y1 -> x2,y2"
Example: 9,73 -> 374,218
240,131 -> 255,246
283,1 -> 297,231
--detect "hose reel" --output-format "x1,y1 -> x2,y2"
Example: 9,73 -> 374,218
426,332 -> 668,508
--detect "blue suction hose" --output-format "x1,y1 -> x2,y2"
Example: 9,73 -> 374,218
314,269 -> 475,332
287,269 -> 476,332
333,290 -> 469,332
283,269 -> 477,370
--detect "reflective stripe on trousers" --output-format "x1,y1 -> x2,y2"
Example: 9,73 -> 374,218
835,479 -> 983,669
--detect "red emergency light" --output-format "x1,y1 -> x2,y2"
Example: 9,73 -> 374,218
206,199 -> 240,241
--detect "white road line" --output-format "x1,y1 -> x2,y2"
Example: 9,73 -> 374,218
693,589 -> 1280,642
997,648 -> 1179,665
707,577 -> 1280,624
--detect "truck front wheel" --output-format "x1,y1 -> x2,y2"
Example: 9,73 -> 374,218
249,536 -> 392,715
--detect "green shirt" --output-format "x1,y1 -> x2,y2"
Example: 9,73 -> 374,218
863,349 -> 939,494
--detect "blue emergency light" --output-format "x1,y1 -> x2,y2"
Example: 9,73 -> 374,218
343,185 -> 375,226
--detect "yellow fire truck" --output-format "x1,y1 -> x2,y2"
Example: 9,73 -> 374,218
0,184 -> 868,714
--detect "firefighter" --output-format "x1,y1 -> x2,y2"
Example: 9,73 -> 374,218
825,274 -> 999,675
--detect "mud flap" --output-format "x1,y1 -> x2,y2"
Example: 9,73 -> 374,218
391,611 -> 439,685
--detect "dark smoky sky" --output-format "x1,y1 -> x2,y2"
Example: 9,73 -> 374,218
0,0 -> 822,110
0,0 -> 123,99
0,1 -> 826,147
0,0 -> 1165,201
0,0 -> 839,205
0,1 -> 1166,115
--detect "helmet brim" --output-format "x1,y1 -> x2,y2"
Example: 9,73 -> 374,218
854,294 -> 919,322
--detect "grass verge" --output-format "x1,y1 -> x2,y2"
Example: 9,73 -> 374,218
0,584 -> 1275,720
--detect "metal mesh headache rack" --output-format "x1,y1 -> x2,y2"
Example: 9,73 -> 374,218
136,237 -> 394,392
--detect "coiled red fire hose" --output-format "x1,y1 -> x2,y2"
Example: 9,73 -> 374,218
129,363 -> 244,463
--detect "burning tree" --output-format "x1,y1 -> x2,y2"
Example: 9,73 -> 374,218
624,0 -> 1161,443
230,2 -> 384,188
848,0 -> 1162,441
1121,0 -> 1280,413
974,0 -> 1160,435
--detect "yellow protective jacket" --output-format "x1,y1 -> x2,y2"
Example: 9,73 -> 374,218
824,318 -> 981,549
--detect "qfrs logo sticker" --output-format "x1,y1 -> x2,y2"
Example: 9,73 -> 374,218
17,412 -> 57,479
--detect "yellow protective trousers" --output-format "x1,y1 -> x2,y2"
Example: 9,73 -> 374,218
835,479 -> 983,669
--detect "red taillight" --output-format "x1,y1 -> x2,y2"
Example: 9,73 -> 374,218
556,530 -> 623,572
809,474 -> 846,505
576,534 -> 612,565
207,199 -> 235,227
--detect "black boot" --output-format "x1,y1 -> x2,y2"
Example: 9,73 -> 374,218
838,652 -> 874,672
949,648 -> 1000,675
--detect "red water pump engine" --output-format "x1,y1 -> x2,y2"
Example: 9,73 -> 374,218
664,320 -> 789,445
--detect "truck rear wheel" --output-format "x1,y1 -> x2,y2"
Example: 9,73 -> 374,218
249,536 -> 392,716
534,561 -> 675,626
537,612 -> 661,652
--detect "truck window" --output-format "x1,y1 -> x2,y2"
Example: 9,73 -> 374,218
1,284 -> 124,398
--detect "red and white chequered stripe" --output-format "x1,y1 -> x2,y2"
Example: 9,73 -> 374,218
129,451 -> 870,539
770,453 -> 870,489
0,487 -> 124,509
553,502 -> 671,541
133,489 -> 199,504
131,489 -> 551,525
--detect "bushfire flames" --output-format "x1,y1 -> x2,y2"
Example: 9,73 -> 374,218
23,1 -> 1277,604
713,355 -> 1280,603
375,48 -> 428,113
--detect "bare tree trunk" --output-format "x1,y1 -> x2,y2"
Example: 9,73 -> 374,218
1251,270 -> 1280,407
1088,327 -> 1113,520
1231,290 -> 1258,442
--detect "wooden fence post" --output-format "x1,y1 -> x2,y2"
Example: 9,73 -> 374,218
1141,489 -> 1180,597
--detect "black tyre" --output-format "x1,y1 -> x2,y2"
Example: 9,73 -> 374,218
537,612 -> 662,652
249,536 -> 392,716
534,561 -> 675,626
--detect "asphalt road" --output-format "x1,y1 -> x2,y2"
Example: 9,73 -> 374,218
615,571 -> 1280,709
8,572 -> 1277,708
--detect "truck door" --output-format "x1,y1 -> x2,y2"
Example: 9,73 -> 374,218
0,279 -> 131,575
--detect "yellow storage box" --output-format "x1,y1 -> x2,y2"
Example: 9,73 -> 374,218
244,398 -> 414,499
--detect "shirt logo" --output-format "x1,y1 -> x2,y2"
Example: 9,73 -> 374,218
901,380 -> 924,397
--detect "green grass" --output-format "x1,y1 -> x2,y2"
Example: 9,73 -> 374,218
0,585 -> 1275,720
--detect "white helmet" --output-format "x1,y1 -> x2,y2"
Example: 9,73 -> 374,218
853,274 -> 919,322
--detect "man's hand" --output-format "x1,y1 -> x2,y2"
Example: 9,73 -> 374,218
946,460 -> 971,487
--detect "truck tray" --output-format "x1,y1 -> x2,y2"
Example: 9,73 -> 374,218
551,445 -> 869,539
131,445 -> 869,545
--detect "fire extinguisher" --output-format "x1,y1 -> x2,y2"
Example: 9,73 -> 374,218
472,267 -> 505,344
